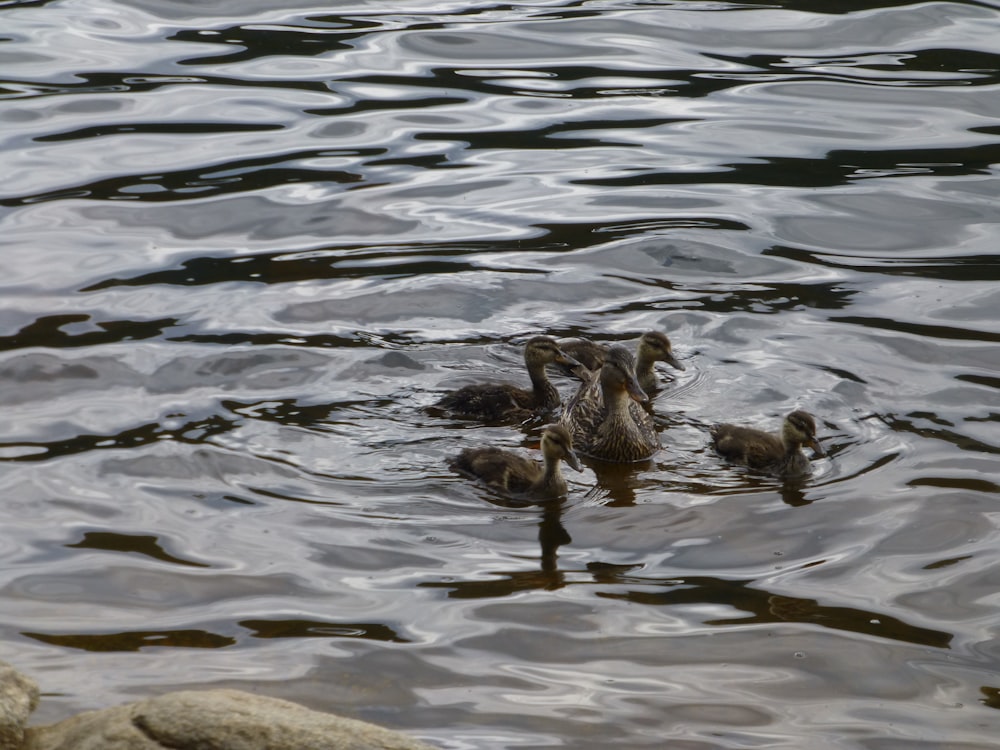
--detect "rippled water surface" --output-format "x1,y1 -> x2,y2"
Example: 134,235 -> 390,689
2,1 -> 999,747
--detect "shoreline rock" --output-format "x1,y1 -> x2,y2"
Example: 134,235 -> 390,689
2,660 -> 436,750
0,662 -> 39,750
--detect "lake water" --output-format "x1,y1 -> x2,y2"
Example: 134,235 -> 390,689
2,1 -> 999,747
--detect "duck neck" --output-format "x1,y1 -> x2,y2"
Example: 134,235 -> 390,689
534,455 -> 566,495
780,427 -> 802,457
781,443 -> 809,475
634,350 -> 655,384
603,383 -> 635,427
779,433 -> 807,469
527,362 -> 559,408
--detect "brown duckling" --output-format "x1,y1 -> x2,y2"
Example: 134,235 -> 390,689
709,409 -> 826,477
560,331 -> 684,392
561,345 -> 659,462
435,336 -> 581,422
557,337 -> 605,372
450,424 -> 583,499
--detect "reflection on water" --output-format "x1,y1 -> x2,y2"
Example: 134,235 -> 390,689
2,0 -> 1000,747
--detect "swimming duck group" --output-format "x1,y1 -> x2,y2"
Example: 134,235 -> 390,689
437,332 -> 825,500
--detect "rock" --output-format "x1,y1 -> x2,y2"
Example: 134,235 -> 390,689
24,689 -> 437,750
0,661 -> 39,750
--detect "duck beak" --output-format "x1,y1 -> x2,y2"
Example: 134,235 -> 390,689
808,437 -> 826,458
625,373 -> 649,404
665,352 -> 685,372
564,448 -> 583,472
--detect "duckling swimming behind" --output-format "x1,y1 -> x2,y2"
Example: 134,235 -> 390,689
561,345 -> 659,462
710,409 -> 825,477
435,336 -> 581,423
450,424 -> 582,500
560,331 -> 684,393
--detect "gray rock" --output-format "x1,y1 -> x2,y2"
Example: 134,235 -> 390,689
0,662 -> 39,750
24,689 -> 437,750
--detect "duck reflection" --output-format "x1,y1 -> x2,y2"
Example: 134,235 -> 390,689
421,497 -> 573,598
576,458 -> 654,507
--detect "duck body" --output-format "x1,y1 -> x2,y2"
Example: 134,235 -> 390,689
561,345 -> 659,462
451,424 -> 582,500
435,336 -> 580,422
710,409 -> 825,477
560,331 -> 684,393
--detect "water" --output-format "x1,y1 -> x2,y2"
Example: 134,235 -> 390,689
2,0 -> 999,747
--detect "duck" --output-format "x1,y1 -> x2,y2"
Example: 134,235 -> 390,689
450,424 -> 583,499
560,331 -> 685,393
434,336 -> 582,422
709,410 -> 825,477
561,345 -> 659,462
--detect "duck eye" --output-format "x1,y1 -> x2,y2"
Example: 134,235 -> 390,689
790,418 -> 810,434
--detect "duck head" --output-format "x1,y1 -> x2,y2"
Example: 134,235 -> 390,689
638,331 -> 685,371
603,345 -> 649,404
540,423 -> 582,472
524,335 -> 582,370
783,410 -> 825,456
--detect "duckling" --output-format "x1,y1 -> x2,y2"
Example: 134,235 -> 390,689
561,345 -> 659,462
557,337 -> 605,372
560,331 -> 684,392
435,336 -> 581,422
634,331 -> 685,392
450,424 -> 583,499
709,410 -> 826,477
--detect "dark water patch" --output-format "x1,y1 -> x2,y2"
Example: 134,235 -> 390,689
909,477 -> 1000,494
981,686 -> 1000,709
767,247 -> 1000,282
66,531 -> 212,568
709,47 -> 1000,87
166,330 -> 424,351
2,149 -> 373,207
0,72 -> 331,103
923,555 -> 974,570
0,313 -> 178,351
170,18 -> 384,67
597,575 -> 953,648
304,95 -> 470,118
958,374 -> 1000,391
34,120 -> 283,143
420,564 -> 572,600
576,141 -> 1000,189
833,316 -> 1000,344
23,629 -> 236,652
240,618 -> 410,643
413,115 -> 687,151
0,415 -> 238,463
81,248 -> 486,291
0,0 -> 62,9
879,413 -> 998,455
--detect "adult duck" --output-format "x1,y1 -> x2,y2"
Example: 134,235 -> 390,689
450,424 -> 582,500
561,345 -> 659,462
709,410 -> 825,477
435,336 -> 581,422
